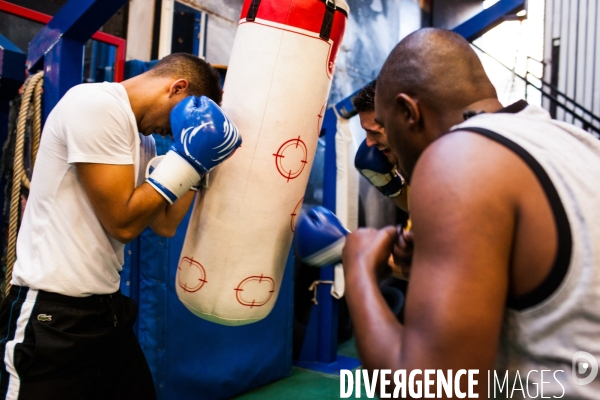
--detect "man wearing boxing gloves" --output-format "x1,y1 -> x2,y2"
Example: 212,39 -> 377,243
353,80 -> 413,278
0,53 -> 240,399
353,80 -> 408,212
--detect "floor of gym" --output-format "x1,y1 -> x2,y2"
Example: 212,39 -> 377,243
235,338 -> 360,399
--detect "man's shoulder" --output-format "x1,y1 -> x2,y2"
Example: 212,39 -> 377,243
60,82 -> 127,109
424,129 -> 511,167
55,83 -> 132,126
46,83 -> 136,145
66,81 -> 122,95
450,105 -> 553,136
413,131 -> 524,203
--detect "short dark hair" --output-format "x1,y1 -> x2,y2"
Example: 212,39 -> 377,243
148,53 -> 222,104
352,80 -> 377,113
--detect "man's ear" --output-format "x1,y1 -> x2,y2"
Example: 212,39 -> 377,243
396,93 -> 421,129
168,79 -> 189,98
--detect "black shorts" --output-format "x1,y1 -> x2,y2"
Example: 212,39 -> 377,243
0,286 -> 157,400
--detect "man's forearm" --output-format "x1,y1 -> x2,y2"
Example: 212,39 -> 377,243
110,182 -> 171,242
150,190 -> 196,237
345,266 -> 404,371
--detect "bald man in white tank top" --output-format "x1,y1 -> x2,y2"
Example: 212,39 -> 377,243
343,28 -> 600,398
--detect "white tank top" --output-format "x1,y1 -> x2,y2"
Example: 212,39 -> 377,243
451,101 -> 600,398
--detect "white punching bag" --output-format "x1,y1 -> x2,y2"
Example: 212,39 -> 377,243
176,0 -> 349,325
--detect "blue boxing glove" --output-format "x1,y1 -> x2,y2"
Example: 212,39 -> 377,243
170,96 -> 241,174
147,96 -> 241,204
354,139 -> 404,198
295,206 -> 349,267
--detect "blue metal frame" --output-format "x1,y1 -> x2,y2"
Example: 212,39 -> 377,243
295,109 -> 338,366
173,1 -> 203,58
0,34 -> 26,98
26,0 -> 128,120
333,89 -> 361,119
0,34 -> 26,120
453,0 -> 526,42
196,13 -> 208,59
294,107 -> 361,374
0,34 -> 26,228
192,14 -> 201,57
89,41 -> 117,83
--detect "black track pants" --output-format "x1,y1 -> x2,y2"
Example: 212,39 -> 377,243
0,286 -> 157,400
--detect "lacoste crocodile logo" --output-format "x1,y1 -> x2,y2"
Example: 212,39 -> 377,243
37,314 -> 52,322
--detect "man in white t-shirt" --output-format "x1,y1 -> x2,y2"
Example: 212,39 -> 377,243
0,53 -> 239,400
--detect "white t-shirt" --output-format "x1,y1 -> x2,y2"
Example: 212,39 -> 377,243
12,82 -> 156,297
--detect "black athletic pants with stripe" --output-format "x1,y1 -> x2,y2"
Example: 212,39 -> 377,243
0,286 -> 157,400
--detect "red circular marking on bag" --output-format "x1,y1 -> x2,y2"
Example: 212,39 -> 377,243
273,136 -> 308,182
178,257 -> 207,293
234,275 -> 275,308
291,197 -> 304,232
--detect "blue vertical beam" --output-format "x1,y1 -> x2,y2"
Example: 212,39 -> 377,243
297,107 -> 339,367
452,0 -> 526,41
26,0 -> 128,71
106,46 -> 116,82
297,107 -> 359,373
41,38 -> 84,120
192,11 -> 201,57
25,0 -> 128,119
322,108 -> 338,212
0,34 -> 26,95
319,107 -> 339,363
0,35 -> 26,228
89,41 -> 98,82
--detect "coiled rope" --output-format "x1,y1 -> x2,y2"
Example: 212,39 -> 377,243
5,71 -> 43,295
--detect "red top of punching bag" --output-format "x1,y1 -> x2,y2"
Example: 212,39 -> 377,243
239,0 -> 348,75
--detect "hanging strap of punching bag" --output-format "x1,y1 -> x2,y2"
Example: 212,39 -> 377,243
320,0 -> 336,41
246,0 -> 261,21
245,0 -> 337,41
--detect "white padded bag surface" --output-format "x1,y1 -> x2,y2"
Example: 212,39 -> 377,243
176,0 -> 349,325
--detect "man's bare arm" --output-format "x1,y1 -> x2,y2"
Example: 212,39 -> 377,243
76,163 -> 192,243
148,190 -> 195,237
